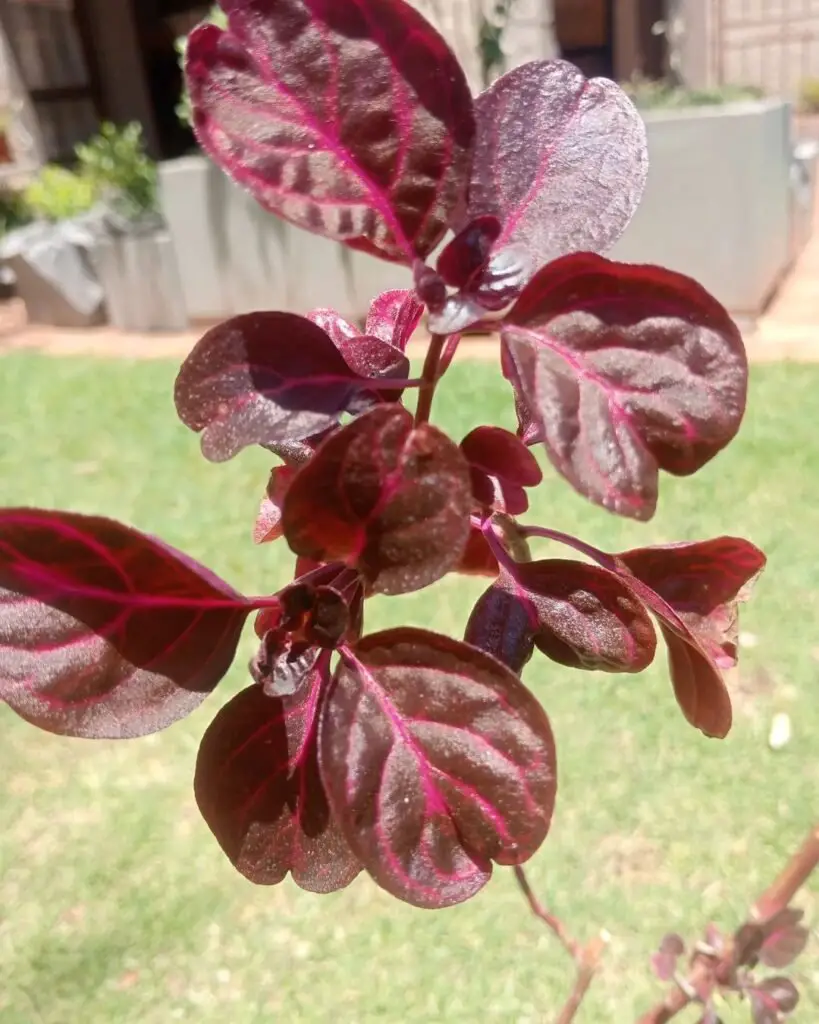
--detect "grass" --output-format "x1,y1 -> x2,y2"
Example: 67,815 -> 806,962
0,352 -> 816,1023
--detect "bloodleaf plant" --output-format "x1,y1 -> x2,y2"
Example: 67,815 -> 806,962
1,0 -> 765,932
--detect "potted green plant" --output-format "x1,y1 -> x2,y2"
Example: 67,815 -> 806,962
76,121 -> 187,332
0,164 -> 106,327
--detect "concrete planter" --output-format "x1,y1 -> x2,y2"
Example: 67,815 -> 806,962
158,155 -> 410,325
610,99 -> 796,320
89,231 -> 188,332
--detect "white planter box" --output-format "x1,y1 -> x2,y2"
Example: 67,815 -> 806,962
160,100 -> 808,326
610,100 -> 795,319
158,155 -> 410,324
89,231 -> 188,332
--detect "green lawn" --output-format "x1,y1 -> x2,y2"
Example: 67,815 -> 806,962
0,353 -> 816,1023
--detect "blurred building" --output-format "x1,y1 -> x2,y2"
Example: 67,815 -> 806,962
0,0 -> 818,168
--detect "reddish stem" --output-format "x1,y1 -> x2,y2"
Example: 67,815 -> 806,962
514,865 -> 579,958
414,333 -> 446,425
637,823 -> 819,1023
514,865 -> 609,1024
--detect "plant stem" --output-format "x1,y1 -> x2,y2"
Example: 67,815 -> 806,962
514,865 -> 609,1024
637,822 -> 819,1023
513,865 -> 579,958
414,333 -> 446,425
520,525 -> 617,570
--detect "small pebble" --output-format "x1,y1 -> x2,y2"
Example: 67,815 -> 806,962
768,712 -> 791,750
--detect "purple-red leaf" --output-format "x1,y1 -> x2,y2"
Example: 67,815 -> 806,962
759,909 -> 809,970
749,977 -> 800,1022
195,676 -> 361,892
0,509 -> 255,739
175,313 -> 370,463
616,538 -> 766,668
186,0 -> 475,263
499,560 -> 657,673
254,465 -> 296,544
437,215 -> 502,288
306,308 -> 410,386
465,579 -> 535,675
461,427 -> 542,488
320,628 -> 556,908
616,573 -> 733,738
462,427 -> 542,515
651,933 -> 685,982
454,524 -> 500,579
282,405 -> 472,595
502,254 -> 747,520
465,60 -> 648,273
365,290 -> 424,352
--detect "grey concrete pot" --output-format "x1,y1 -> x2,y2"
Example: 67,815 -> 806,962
610,99 -> 797,319
89,230 -> 188,333
158,155 -> 410,324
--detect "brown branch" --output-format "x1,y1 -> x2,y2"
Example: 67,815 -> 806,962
637,822 -> 819,1023
513,865 -> 610,1024
555,932 -> 610,1024
514,864 -> 579,958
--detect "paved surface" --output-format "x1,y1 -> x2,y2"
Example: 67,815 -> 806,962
3,213 -> 819,363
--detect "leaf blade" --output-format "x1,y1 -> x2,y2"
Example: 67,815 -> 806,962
195,677 -> 361,892
502,254 -> 747,519
0,509 -> 254,739
186,0 -> 475,262
467,60 -> 648,271
282,406 -> 472,595
320,628 -> 556,908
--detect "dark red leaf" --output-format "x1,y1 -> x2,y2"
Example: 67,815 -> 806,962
264,436 -> 323,468
465,580 -> 535,674
502,254 -> 747,520
465,60 -> 647,273
195,676 -> 361,892
617,538 -> 766,668
175,313 -> 370,463
365,290 -> 424,352
461,426 -> 543,488
282,405 -> 472,595
254,465 -> 297,544
468,245 -> 535,312
413,263 -> 448,313
186,0 -> 475,263
306,308 -> 410,386
618,573 -> 733,738
254,565 -> 363,652
749,977 -> 800,1022
437,215 -> 502,288
454,524 -> 499,578
509,560 -> 656,673
651,933 -> 686,982
760,910 -> 809,969
251,634 -> 320,698
462,427 -> 541,516
733,921 -> 765,968
320,628 -> 556,908
0,509 -> 257,739
469,469 -> 529,516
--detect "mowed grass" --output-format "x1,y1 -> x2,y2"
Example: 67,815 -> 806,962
0,352 -> 816,1023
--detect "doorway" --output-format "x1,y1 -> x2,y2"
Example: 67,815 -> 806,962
554,0 -> 614,79
131,0 -> 210,159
